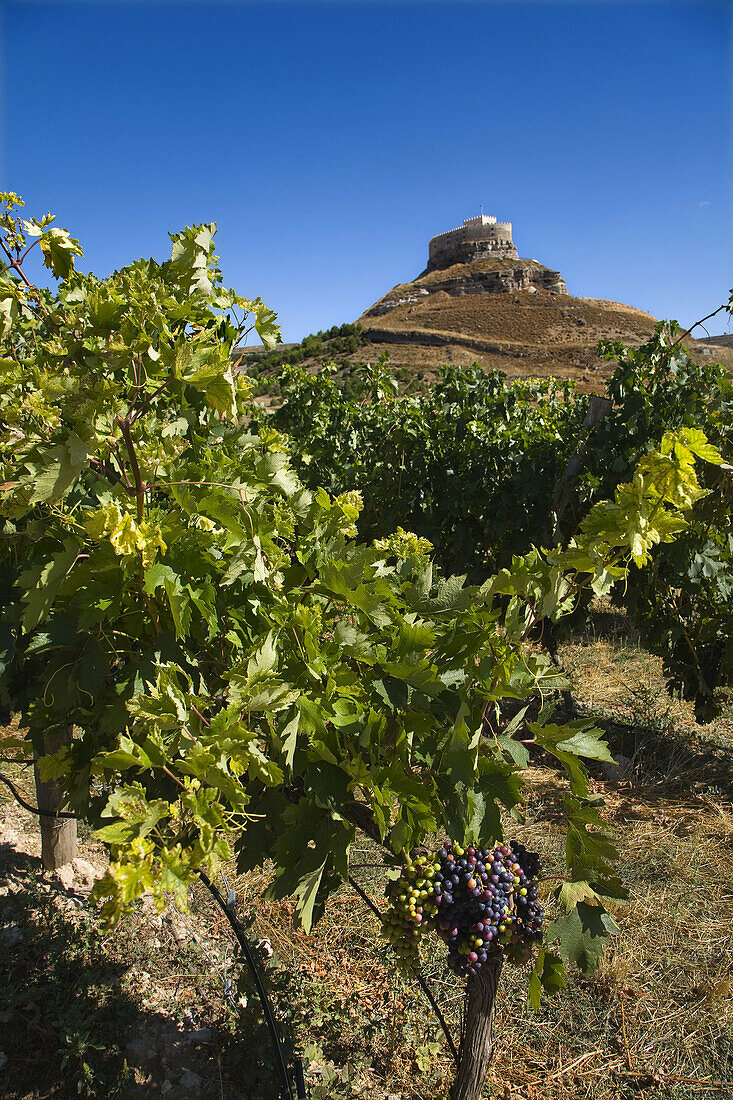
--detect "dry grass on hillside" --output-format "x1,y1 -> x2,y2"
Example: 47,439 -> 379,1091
362,290 -> 655,349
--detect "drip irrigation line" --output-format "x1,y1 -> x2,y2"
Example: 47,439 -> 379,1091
0,769 -> 76,819
0,779 -> 303,1094
294,1059 -> 307,1098
347,874 -> 459,1066
1,762 -> 455,1081
198,869 -> 306,1100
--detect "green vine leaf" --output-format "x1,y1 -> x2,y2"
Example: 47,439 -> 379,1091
547,901 -> 620,974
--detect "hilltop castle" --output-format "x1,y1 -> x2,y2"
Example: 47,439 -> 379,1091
427,214 -> 518,271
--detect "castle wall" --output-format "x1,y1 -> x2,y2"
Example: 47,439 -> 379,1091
428,217 -> 517,271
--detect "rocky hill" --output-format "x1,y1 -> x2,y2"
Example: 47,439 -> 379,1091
355,257 -> 661,389
243,256 -> 733,392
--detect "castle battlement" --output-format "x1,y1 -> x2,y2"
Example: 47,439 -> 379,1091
428,214 -> 518,271
462,214 -> 497,227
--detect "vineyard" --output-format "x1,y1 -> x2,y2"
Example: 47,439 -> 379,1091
252,333 -> 733,721
1,194 -> 732,1100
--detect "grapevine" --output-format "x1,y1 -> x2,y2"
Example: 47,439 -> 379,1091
253,329 -> 733,720
382,839 -> 543,977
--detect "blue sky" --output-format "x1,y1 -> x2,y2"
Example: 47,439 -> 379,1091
2,0 -> 731,342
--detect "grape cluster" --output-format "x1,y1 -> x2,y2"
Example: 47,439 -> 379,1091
381,839 -> 543,976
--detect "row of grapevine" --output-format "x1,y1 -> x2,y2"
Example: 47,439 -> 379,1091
251,358 -> 586,579
251,332 -> 733,720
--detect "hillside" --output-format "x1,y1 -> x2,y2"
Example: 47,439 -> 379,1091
241,256 -> 733,391
356,258 -> 652,388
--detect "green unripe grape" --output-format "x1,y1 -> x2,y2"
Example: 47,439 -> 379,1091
383,837 -> 544,980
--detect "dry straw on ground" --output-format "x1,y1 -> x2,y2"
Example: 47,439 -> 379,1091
1,601 -> 732,1099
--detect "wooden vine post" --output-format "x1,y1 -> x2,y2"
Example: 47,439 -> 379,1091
553,393 -> 613,531
451,954 -> 504,1100
33,726 -> 77,870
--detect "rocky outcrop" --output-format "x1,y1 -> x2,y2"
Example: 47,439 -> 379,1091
428,237 -> 518,269
366,288 -> 430,317
365,260 -> 566,318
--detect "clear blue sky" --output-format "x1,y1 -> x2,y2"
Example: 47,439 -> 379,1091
2,0 -> 731,342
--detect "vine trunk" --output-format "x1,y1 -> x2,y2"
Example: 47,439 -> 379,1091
34,726 -> 77,870
451,953 -> 503,1100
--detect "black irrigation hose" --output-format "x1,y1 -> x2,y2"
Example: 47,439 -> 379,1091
0,769 -> 304,1097
198,869 -> 306,1100
294,1059 -> 307,1098
347,874 -> 460,1067
2,765 -> 454,1082
0,769 -> 76,819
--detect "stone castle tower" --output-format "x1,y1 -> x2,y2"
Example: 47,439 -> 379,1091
427,214 -> 518,272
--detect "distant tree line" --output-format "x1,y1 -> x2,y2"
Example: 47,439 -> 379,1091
243,321 -> 369,376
